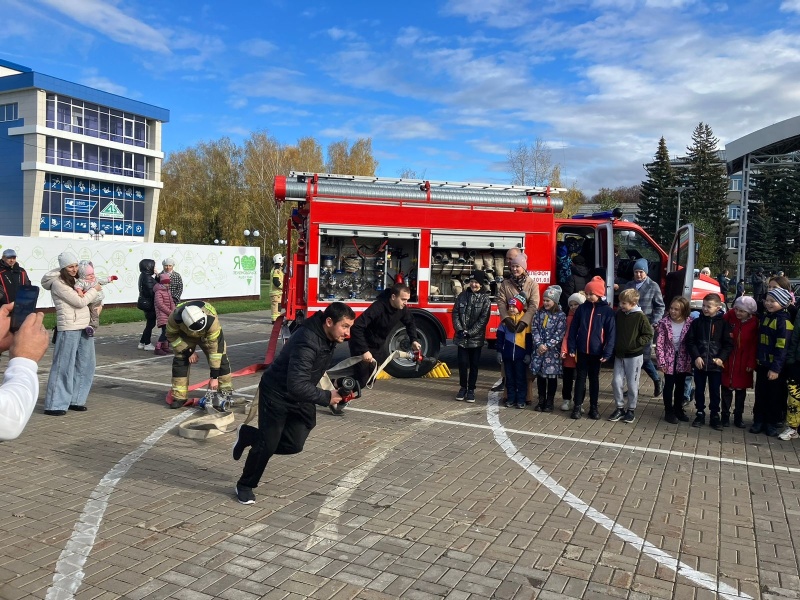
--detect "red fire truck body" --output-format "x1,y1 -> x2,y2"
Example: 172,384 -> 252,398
274,172 -> 701,377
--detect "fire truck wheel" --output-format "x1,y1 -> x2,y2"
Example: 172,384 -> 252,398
383,320 -> 441,378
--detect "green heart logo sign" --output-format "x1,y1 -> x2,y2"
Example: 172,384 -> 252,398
240,256 -> 257,271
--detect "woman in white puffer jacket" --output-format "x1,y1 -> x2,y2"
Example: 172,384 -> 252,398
41,251 -> 102,416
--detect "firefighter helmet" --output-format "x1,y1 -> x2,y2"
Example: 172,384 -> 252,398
272,254 -> 284,264
182,305 -> 207,331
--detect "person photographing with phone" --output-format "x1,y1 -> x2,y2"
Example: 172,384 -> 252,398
0,303 -> 50,440
41,251 -> 102,416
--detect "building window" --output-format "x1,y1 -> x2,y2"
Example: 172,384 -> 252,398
44,94 -> 150,148
0,102 -> 19,121
727,206 -> 740,221
728,177 -> 742,192
726,237 -> 738,250
45,137 -> 149,178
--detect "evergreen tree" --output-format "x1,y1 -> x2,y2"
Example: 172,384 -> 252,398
637,137 -> 675,247
684,123 -> 729,272
747,165 -> 800,273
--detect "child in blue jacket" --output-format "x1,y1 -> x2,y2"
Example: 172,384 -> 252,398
567,276 -> 616,420
497,294 -> 533,408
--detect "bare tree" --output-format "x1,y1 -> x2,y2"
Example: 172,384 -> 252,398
507,138 -> 553,186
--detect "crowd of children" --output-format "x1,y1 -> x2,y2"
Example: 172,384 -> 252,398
453,273 -> 800,442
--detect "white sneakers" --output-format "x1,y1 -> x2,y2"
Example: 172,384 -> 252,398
137,343 -> 156,351
778,427 -> 799,441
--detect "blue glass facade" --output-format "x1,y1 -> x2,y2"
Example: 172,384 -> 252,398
39,174 -> 146,237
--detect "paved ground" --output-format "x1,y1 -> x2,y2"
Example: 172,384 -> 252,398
2,310 -> 800,600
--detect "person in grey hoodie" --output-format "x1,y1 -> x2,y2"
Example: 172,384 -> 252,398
41,251 -> 102,416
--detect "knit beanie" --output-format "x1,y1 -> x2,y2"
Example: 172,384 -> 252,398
733,296 -> 757,314
162,257 -> 176,267
77,260 -> 94,279
767,287 -> 793,308
543,285 -> 562,304
568,292 -> 586,306
633,258 -> 648,273
159,272 -> 171,284
468,270 -> 489,287
510,252 -> 527,268
584,276 -> 606,297
508,293 -> 527,312
58,251 -> 79,269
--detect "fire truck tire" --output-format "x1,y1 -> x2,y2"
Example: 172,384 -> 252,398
382,320 -> 441,378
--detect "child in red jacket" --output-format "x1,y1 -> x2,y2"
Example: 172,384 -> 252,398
722,296 -> 758,428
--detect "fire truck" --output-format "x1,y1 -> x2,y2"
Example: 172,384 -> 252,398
273,172 -> 703,377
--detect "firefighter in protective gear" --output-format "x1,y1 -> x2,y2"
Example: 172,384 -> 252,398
270,254 -> 284,323
166,301 -> 233,407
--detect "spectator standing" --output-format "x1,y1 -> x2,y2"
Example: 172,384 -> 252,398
161,258 -> 183,304
0,249 -> 28,307
452,271 -> 491,403
717,269 -> 730,305
531,285 -> 566,412
567,276 -> 616,420
608,288 -> 653,424
0,305 -> 49,440
41,251 -> 102,416
686,293 -> 733,430
153,273 -> 176,356
751,269 -> 766,304
497,294 -> 533,409
735,279 -> 745,301
560,292 -> 585,411
751,288 -> 794,436
782,308 -> 800,441
623,258 -> 665,397
137,259 -> 157,351
654,296 -> 694,424
721,296 -> 758,428
497,252 -> 539,333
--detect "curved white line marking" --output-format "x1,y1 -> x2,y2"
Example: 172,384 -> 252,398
485,391 -> 752,600
349,406 -> 800,475
45,411 -> 193,600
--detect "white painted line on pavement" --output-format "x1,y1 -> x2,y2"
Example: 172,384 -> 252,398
348,406 -> 800,475
485,391 -> 752,600
44,411 -> 194,600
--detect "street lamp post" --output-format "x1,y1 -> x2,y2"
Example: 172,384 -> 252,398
89,224 -> 105,241
671,186 -> 687,230
243,229 -> 260,246
214,239 -> 227,246
159,229 -> 178,243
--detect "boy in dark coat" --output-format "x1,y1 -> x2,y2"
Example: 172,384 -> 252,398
567,276 -> 616,420
685,293 -> 733,430
452,271 -> 491,402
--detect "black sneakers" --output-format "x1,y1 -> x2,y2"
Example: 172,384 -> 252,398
710,414 -> 723,431
456,387 -> 467,401
588,406 -> 600,420
622,410 -> 635,424
692,412 -> 705,428
608,408 -> 625,422
235,484 -> 256,505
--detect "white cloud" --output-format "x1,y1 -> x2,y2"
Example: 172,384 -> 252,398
79,72 -> 128,97
239,38 -> 277,57
441,0 -> 535,28
781,0 -> 800,12
35,0 -> 170,53
230,68 -> 360,105
255,104 -> 312,117
327,27 -> 359,41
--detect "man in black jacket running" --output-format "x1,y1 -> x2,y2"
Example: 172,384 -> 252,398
233,302 -> 355,504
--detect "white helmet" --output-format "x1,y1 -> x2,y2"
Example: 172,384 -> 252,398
272,254 -> 284,264
182,305 -> 207,331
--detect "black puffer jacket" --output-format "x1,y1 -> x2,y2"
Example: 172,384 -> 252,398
349,289 -> 418,355
137,259 -> 156,313
262,311 -> 336,406
685,311 -> 733,371
452,289 -> 491,348
0,261 -> 28,305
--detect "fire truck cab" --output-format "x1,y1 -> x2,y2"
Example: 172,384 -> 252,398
273,172 -> 702,378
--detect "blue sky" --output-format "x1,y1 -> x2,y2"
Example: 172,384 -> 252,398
3,0 -> 800,195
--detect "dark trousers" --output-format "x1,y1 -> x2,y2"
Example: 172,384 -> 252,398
641,345 -> 659,383
693,369 -> 722,415
663,373 -> 689,413
537,376 -> 558,402
158,325 -> 167,342
238,380 -> 316,489
753,365 -> 788,425
562,366 -> 575,400
457,346 -> 482,390
140,310 -> 156,344
505,359 -> 528,406
574,352 -> 602,408
721,386 -> 746,418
